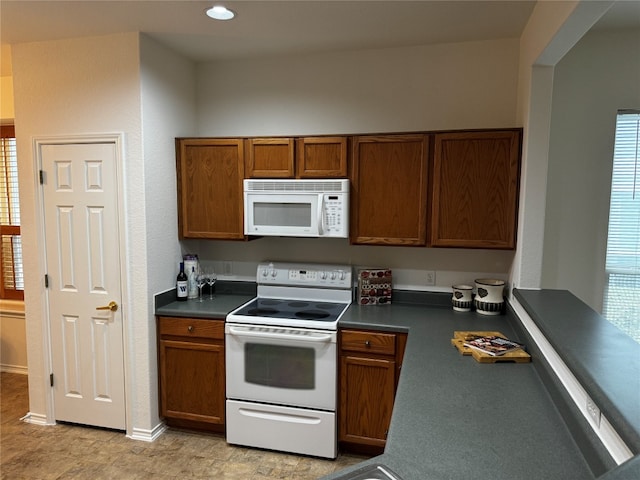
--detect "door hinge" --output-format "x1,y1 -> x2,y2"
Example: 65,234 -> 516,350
39,170 -> 44,185
44,274 -> 49,288
50,373 -> 54,387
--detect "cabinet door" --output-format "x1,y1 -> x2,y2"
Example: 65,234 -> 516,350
296,137 -> 348,178
246,138 -> 295,177
159,339 -> 225,425
350,135 -> 429,245
339,355 -> 396,447
431,130 -> 521,249
176,138 -> 245,239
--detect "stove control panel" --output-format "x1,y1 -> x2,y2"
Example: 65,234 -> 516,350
257,262 -> 352,289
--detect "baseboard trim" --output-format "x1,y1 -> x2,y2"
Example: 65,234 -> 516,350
1,364 -> 28,375
128,422 -> 166,442
20,412 -> 53,426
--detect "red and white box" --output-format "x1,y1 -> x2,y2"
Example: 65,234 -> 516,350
357,268 -> 392,305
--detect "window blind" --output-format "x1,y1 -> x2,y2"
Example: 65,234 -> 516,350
604,111 -> 640,343
0,125 -> 24,300
605,111 -> 640,274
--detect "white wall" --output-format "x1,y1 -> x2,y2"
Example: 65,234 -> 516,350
1,76 -> 14,122
197,39 -> 520,136
0,301 -> 27,373
12,33 -> 145,431
511,0 -> 612,292
192,38 -> 521,288
543,27 -> 640,311
11,32 -> 198,437
139,34 -> 197,435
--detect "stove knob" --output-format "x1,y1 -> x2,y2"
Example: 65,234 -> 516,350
261,268 -> 268,277
330,271 -> 337,280
270,268 -> 277,278
320,271 -> 327,280
338,270 -> 346,280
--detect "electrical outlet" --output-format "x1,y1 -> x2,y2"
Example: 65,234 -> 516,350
223,261 -> 233,276
425,271 -> 436,286
586,397 -> 601,427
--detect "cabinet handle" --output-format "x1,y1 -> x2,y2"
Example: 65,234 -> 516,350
365,340 -> 371,347
188,325 -> 194,333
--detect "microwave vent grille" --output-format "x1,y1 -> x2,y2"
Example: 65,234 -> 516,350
246,180 -> 347,193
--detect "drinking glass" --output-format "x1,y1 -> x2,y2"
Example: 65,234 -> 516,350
207,270 -> 217,300
196,273 -> 207,302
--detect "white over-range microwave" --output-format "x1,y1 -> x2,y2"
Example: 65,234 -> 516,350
243,179 -> 349,238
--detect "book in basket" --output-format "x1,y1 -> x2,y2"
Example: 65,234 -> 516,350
463,335 -> 525,356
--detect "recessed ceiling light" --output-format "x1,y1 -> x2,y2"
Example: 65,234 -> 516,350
206,5 -> 236,21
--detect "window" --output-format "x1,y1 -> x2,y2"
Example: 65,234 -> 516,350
604,110 -> 640,343
0,125 -> 23,300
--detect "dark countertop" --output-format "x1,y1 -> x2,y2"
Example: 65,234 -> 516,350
154,286 -> 639,480
155,294 -> 254,319
154,280 -> 256,319
325,302 -> 595,480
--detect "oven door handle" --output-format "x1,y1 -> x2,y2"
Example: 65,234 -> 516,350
227,326 -> 334,343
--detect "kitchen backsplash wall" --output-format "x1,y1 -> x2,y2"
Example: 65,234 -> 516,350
180,237 -> 513,292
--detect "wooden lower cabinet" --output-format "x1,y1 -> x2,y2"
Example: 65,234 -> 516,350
339,329 -> 407,454
158,316 -> 225,431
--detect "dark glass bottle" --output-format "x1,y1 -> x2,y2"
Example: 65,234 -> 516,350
176,262 -> 188,301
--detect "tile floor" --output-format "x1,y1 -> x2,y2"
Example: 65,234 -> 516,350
0,372 -> 366,479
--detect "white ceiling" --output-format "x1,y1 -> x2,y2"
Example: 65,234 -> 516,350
1,0 -> 638,77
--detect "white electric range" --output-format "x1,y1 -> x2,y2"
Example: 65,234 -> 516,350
225,261 -> 352,459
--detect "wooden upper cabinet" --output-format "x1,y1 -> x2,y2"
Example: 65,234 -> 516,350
296,136 -> 348,178
245,136 -> 348,178
176,138 -> 245,239
245,138 -> 295,177
350,134 -> 429,246
430,130 -> 521,249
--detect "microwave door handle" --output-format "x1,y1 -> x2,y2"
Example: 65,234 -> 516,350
317,194 -> 324,235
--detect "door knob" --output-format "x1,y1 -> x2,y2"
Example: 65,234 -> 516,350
96,301 -> 118,312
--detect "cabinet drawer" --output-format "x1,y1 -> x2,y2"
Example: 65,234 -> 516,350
341,330 -> 396,356
158,317 -> 224,340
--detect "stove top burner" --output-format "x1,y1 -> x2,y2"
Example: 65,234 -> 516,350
259,299 -> 282,306
288,301 -> 310,308
229,296 -> 349,327
247,308 -> 279,316
295,310 -> 331,320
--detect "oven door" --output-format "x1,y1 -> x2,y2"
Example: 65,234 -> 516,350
225,324 -> 337,410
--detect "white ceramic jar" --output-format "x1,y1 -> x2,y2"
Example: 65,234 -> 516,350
451,285 -> 474,312
474,279 -> 505,315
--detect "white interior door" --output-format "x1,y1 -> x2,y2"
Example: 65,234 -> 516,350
41,142 -> 125,430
